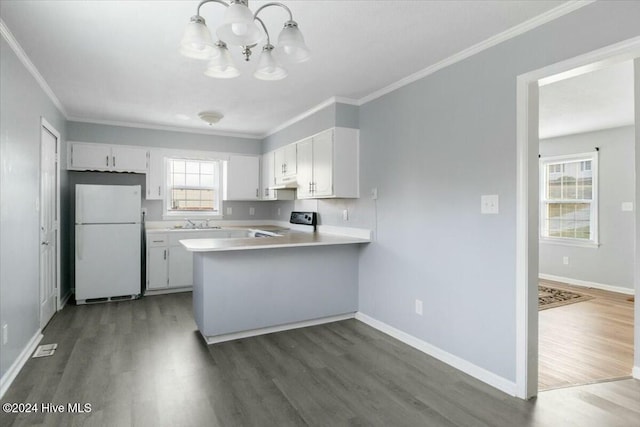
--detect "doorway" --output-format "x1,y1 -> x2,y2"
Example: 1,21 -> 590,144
537,61 -> 636,390
515,38 -> 640,399
39,118 -> 61,329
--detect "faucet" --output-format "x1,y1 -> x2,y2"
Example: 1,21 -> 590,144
185,219 -> 196,229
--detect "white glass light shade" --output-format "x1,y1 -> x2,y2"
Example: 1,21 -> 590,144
254,46 -> 287,81
216,2 -> 262,46
275,22 -> 310,63
180,16 -> 216,60
204,44 -> 240,79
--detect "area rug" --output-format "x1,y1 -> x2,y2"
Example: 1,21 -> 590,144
538,285 -> 594,311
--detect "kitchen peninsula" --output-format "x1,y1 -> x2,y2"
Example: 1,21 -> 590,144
181,225 -> 370,344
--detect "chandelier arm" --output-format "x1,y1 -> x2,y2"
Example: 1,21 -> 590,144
196,0 -> 229,16
253,2 -> 293,22
254,17 -> 271,45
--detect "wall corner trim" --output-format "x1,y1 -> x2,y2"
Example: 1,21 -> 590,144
0,19 -> 68,119
354,312 -> 518,397
0,330 -> 43,399
633,366 -> 640,379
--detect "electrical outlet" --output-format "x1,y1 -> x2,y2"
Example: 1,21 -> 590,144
2,324 -> 7,345
415,299 -> 423,316
481,195 -> 499,214
563,256 -> 569,265
277,208 -> 281,216
141,207 -> 148,216
249,207 -> 255,216
226,207 -> 232,215
371,188 -> 378,200
621,202 -> 634,212
342,209 -> 349,221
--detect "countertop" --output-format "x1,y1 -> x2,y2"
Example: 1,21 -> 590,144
180,230 -> 370,252
146,225 -> 288,234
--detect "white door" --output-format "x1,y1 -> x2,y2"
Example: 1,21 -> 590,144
111,146 -> 148,172
40,122 -> 59,328
70,143 -> 111,170
76,185 -> 141,224
75,223 -> 141,300
147,246 -> 168,289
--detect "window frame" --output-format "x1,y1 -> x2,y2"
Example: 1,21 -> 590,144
163,156 -> 223,219
539,151 -> 599,248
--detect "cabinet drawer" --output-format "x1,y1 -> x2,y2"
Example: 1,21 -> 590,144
147,234 -> 168,247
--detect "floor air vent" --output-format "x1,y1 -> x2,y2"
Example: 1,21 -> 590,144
33,343 -> 58,358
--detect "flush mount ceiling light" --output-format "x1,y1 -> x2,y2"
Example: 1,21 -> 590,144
180,0 -> 309,81
198,111 -> 224,125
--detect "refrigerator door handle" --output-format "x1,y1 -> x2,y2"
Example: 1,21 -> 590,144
77,189 -> 83,224
76,227 -> 83,260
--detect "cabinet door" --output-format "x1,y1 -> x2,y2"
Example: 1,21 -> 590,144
70,143 -> 111,170
147,247 -> 168,289
146,149 -> 165,200
296,138 -> 313,199
224,155 -> 260,200
283,144 -> 297,176
274,147 -> 286,184
312,130 -> 334,197
168,245 -> 193,288
111,146 -> 148,173
261,152 -> 275,200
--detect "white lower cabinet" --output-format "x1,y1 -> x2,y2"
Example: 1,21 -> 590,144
146,232 -> 193,292
147,246 -> 168,289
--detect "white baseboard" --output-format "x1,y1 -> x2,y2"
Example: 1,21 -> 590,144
633,366 -> 640,380
59,291 -> 71,310
0,330 -> 43,399
355,312 -> 517,396
539,274 -> 635,295
203,312 -> 356,344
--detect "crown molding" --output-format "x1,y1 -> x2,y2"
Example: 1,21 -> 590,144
262,95 -> 359,139
357,0 -> 595,106
0,19 -> 68,118
67,116 -> 262,140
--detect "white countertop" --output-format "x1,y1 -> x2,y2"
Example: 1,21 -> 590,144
180,230 -> 370,252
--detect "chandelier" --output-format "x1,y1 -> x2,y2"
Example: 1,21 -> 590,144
180,0 -> 310,80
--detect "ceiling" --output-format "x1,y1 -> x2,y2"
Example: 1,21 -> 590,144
539,60 -> 635,139
1,0 -> 571,138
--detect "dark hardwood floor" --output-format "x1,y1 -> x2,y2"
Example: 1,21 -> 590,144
1,293 -> 639,426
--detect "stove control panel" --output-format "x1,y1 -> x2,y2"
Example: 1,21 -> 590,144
290,211 -> 317,227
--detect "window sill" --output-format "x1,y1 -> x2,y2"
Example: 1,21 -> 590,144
539,238 -> 599,249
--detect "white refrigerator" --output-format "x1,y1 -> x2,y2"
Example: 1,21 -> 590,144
75,184 -> 142,302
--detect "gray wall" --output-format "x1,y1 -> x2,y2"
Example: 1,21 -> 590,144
67,121 -> 261,154
0,37 -> 67,379
539,127 -> 635,290
354,1 -> 640,383
262,102 -> 359,153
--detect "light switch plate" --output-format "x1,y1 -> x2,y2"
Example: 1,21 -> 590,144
481,195 -> 499,214
621,202 -> 634,212
226,207 -> 232,215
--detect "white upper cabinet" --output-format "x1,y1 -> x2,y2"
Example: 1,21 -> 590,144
69,142 -> 148,173
223,155 -> 260,200
261,151 -> 295,201
296,128 -> 359,199
274,143 -> 297,185
261,151 -> 276,200
146,149 -> 165,200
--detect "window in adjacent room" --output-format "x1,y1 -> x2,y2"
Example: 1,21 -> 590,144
165,158 -> 221,217
540,152 -> 598,245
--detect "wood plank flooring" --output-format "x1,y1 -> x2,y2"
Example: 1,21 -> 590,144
1,292 -> 639,426
538,279 -> 635,391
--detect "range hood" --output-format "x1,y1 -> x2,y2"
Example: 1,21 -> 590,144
268,177 -> 298,190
